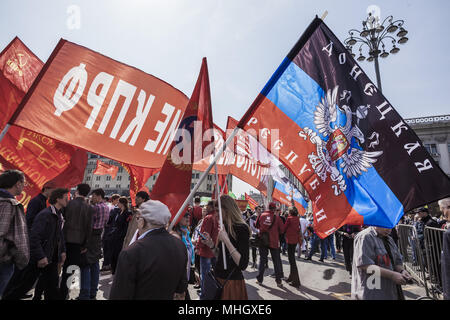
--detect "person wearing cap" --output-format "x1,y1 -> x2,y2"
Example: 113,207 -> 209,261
255,202 -> 284,287
109,200 -> 188,300
415,206 -> 440,250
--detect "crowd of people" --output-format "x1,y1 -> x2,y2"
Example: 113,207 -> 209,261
0,168 -> 449,300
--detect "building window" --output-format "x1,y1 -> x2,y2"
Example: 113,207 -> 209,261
96,176 -> 101,181
118,167 -> 123,173
128,176 -> 130,181
117,176 -> 122,181
95,184 -> 99,188
88,169 -> 92,174
105,184 -> 110,188
127,184 -> 129,188
116,184 -> 121,188
106,176 -> 111,181
86,176 -> 91,181
207,175 -> 212,181
191,183 -> 195,189
207,184 -> 212,191
425,144 -> 439,156
153,176 -> 157,181
196,173 -> 200,179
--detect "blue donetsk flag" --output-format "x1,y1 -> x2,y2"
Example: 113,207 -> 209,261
272,180 -> 308,215
238,17 -> 450,238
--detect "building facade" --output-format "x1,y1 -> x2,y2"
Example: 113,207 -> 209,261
83,153 -> 232,198
405,114 -> 450,177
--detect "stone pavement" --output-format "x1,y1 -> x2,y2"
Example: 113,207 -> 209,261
51,249 -> 427,300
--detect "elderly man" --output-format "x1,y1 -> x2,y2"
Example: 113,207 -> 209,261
351,226 -> 412,300
109,200 -> 187,300
439,197 -> 450,300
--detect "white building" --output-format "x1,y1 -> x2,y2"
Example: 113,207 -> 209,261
405,114 -> 450,177
83,153 -> 232,198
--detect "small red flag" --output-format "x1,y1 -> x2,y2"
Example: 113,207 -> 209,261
245,193 -> 258,210
121,163 -> 160,206
93,159 -> 119,180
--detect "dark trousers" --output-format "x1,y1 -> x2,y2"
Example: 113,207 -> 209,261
335,232 -> 343,251
308,233 -> 326,259
2,261 -> 59,300
60,243 -> 82,300
257,246 -> 283,284
111,239 -> 123,275
102,236 -> 113,267
342,238 -> 354,273
287,244 -> 300,285
251,246 -> 257,265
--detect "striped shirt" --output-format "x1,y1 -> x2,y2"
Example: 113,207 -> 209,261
92,201 -> 110,230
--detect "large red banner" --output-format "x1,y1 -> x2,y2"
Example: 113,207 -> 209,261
0,37 -> 87,207
12,39 -> 189,167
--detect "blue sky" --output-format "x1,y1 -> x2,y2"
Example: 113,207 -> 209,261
1,0 -> 449,196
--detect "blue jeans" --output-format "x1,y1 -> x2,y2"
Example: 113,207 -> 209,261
325,234 -> 336,259
199,256 -> 215,300
0,262 -> 14,298
79,262 -> 99,300
308,233 -> 327,260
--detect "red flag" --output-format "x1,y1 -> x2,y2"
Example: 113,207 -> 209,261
45,148 -> 87,189
0,37 -> 42,130
0,38 -> 87,205
211,174 -> 228,200
245,193 -> 258,210
93,159 -> 119,180
121,163 -> 160,206
151,58 -> 214,221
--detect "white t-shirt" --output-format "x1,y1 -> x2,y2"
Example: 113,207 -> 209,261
299,217 -> 310,250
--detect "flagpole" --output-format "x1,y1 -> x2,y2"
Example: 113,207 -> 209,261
168,127 -> 239,231
214,162 -> 227,270
0,124 -> 11,143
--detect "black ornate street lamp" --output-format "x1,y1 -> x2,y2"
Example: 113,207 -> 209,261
345,13 -> 408,93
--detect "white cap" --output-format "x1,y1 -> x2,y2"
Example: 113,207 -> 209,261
139,200 -> 171,227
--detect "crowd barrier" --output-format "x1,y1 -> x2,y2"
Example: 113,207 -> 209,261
424,226 -> 445,300
397,224 -> 429,297
397,224 -> 445,300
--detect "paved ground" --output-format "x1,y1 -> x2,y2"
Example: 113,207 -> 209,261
53,249 -> 427,300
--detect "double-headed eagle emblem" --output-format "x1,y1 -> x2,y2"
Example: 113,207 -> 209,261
303,86 -> 382,195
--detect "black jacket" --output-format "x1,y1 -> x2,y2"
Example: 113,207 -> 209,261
29,206 -> 66,264
111,209 -> 131,246
104,207 -> 120,241
109,228 -> 187,300
26,193 -> 47,229
63,197 -> 94,248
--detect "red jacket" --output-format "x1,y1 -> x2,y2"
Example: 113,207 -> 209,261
198,211 -> 219,258
283,215 -> 300,244
192,206 -> 202,221
256,211 -> 284,249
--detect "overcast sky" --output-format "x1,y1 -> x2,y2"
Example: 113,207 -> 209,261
1,0 -> 449,197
